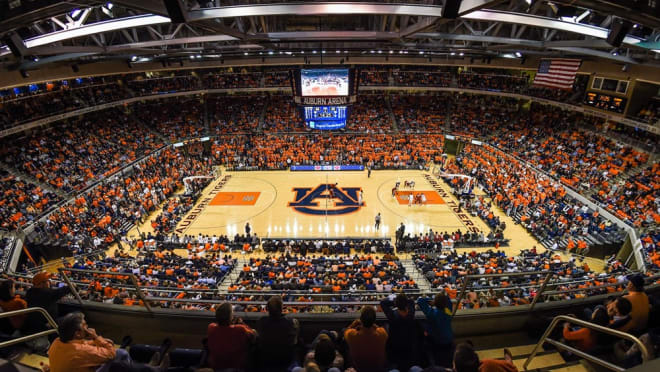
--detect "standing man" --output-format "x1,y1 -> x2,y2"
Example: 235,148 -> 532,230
374,213 -> 381,230
245,222 -> 251,236
367,166 -> 372,178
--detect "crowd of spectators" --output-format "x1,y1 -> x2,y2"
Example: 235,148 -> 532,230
346,95 -> 393,133
211,134 -> 444,170
2,110 -> 164,193
264,71 -> 291,87
204,72 -> 261,89
592,163 -> 660,228
209,95 -> 267,134
127,75 -> 200,95
29,148 -> 211,255
0,170 -> 60,230
397,229 -> 507,252
232,254 -> 417,293
391,93 -> 450,132
135,98 -> 205,141
630,98 -> 660,124
262,96 -> 303,132
261,239 -> 394,255
449,144 -> 624,250
359,68 -> 389,86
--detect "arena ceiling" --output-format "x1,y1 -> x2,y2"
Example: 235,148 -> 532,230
0,0 -> 659,72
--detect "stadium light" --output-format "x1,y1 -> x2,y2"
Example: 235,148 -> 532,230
459,52 -> 464,56
515,51 -> 522,57
23,15 -> 171,49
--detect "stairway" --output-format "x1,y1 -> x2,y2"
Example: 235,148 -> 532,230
401,259 -> 432,292
464,331 -> 596,372
386,95 -> 399,133
475,343 -> 592,372
256,99 -> 268,132
216,256 -> 246,293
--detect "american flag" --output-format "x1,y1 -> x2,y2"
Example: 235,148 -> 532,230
533,59 -> 582,90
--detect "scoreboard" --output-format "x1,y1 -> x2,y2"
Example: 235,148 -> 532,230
290,67 -> 359,131
304,106 -> 348,130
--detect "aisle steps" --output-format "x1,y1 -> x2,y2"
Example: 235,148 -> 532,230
401,259 -> 432,292
476,343 -> 593,372
216,256 -> 246,293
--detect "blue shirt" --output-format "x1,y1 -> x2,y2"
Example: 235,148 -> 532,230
416,297 -> 453,345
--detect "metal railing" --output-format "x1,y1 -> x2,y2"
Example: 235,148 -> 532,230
58,267 -> 153,313
0,307 -> 59,349
452,271 -> 553,315
523,315 -> 650,371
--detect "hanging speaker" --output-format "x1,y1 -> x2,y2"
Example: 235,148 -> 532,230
607,18 -> 632,47
442,0 -> 463,19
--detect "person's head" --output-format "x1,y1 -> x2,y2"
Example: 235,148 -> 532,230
32,272 -> 52,289
215,302 -> 232,326
267,295 -> 283,317
395,293 -> 408,311
313,334 -> 336,366
453,342 -> 480,372
591,307 -> 610,326
58,312 -> 87,343
614,297 -> 632,317
359,305 -> 377,328
0,280 -> 15,301
304,362 -> 321,372
434,293 -> 451,310
627,274 -> 644,292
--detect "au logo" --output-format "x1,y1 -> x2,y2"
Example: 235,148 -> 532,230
288,184 -> 364,215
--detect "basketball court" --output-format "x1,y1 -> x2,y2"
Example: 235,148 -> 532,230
127,169 -> 542,251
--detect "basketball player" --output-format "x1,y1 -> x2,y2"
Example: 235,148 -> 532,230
375,213 -> 381,230
392,186 -> 397,198
358,190 -> 364,206
421,193 -> 427,205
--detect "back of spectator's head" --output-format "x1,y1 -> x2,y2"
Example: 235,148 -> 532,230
314,333 -> 336,366
267,295 -> 283,317
0,280 -> 14,301
32,272 -> 52,288
434,293 -> 451,310
304,362 -> 321,372
395,293 -> 408,310
615,297 -> 633,316
58,312 -> 85,343
627,274 -> 645,292
360,305 -> 377,328
453,342 -> 480,372
215,302 -> 232,326
592,307 -> 610,326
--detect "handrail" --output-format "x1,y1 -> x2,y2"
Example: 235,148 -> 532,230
452,271 -> 552,315
57,267 -> 153,314
0,307 -> 59,349
523,315 -> 650,371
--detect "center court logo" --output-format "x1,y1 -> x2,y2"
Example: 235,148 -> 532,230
288,184 -> 364,215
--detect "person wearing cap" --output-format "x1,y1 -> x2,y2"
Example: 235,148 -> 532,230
624,274 -> 649,333
24,272 -> 71,334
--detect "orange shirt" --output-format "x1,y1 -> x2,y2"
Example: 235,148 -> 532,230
48,337 -> 116,372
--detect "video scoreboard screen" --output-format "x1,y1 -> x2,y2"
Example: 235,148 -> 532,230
300,69 -> 349,96
304,106 -> 347,130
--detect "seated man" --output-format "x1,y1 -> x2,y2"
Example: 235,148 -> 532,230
256,295 -> 299,370
624,274 -> 650,333
207,302 -> 257,370
48,312 -> 165,372
344,305 -> 388,372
